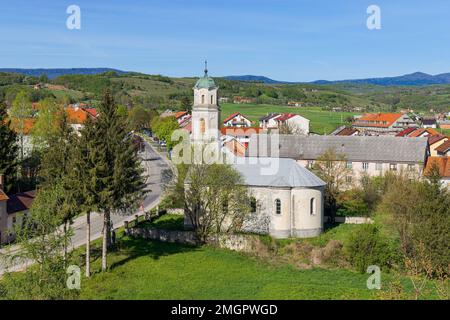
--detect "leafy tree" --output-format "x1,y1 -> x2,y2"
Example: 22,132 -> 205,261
378,173 -> 450,282
0,101 -> 19,192
180,96 -> 192,112
345,224 -> 397,273
150,116 -> 180,150
30,97 -> 62,150
128,105 -> 152,131
0,184 -> 78,300
312,149 -> 351,220
116,104 -> 128,118
184,163 -> 251,243
9,91 -> 33,161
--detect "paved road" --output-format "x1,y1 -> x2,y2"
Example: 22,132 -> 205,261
0,139 -> 172,275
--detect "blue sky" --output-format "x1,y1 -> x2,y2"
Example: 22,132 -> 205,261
1,0 -> 450,81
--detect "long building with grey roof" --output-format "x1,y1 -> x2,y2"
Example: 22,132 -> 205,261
247,135 -> 429,184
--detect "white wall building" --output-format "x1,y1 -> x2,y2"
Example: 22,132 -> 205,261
184,66 -> 325,238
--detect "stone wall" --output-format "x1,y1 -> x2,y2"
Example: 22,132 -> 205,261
325,216 -> 374,224
130,227 -> 262,253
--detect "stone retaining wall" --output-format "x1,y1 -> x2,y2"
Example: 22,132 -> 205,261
129,227 -> 261,253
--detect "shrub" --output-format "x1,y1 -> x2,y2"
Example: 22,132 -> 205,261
345,224 -> 397,273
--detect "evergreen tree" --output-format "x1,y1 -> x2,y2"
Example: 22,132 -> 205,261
74,91 -> 146,272
0,101 -> 19,192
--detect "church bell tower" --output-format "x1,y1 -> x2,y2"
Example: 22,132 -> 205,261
191,61 -> 220,144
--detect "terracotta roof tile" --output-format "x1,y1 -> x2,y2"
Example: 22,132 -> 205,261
435,140 -> 450,153
353,113 -> 403,128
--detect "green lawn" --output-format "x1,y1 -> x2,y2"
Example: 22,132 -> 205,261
80,237 -> 381,300
220,103 -> 359,134
78,228 -> 440,300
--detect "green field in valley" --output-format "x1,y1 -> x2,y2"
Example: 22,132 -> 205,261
220,103 -> 359,134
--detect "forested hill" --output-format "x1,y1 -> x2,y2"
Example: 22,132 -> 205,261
0,68 -> 127,79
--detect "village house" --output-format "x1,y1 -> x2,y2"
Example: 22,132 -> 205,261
436,140 -> 450,156
422,118 -> 437,129
396,127 -> 448,157
247,135 -> 429,185
438,119 -> 450,130
221,127 -> 265,149
185,66 -> 326,239
223,112 -> 252,127
331,126 -> 359,136
352,113 -> 416,135
0,176 -> 36,245
259,113 -> 310,134
232,96 -> 256,104
287,101 -> 303,107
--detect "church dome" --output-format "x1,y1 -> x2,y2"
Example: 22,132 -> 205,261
194,61 -> 217,89
194,75 -> 216,89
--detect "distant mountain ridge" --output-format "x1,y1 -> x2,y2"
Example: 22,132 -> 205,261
2,68 -> 450,86
0,68 -> 127,79
226,72 -> 450,86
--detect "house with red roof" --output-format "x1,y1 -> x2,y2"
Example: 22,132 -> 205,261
0,175 -> 36,244
223,112 -> 252,128
259,113 -> 310,134
436,140 -> 450,156
353,113 -> 416,135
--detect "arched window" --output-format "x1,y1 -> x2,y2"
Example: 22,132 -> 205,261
199,118 -> 206,135
275,199 -> 281,215
310,198 -> 316,215
201,95 -> 205,104
250,197 -> 257,213
211,95 -> 214,104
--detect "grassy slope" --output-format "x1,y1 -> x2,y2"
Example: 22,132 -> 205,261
220,103 -> 358,134
80,237 -> 378,300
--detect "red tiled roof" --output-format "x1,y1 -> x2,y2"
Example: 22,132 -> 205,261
424,157 -> 450,178
82,108 -> 97,117
336,127 -> 359,136
435,140 -> 450,153
353,113 -> 403,128
6,190 -> 36,214
396,127 -> 416,137
221,127 -> 264,136
428,135 -> 447,145
409,128 -> 440,138
174,111 -> 188,119
10,118 -> 36,135
182,122 -> 192,134
276,113 -> 297,122
223,112 -> 240,123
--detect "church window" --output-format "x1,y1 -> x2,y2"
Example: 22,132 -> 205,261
310,198 -> 316,215
211,95 -> 214,104
201,95 -> 205,104
250,197 -> 257,213
275,199 -> 281,215
200,118 -> 206,135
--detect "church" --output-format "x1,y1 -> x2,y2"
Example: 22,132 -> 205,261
184,64 -> 326,239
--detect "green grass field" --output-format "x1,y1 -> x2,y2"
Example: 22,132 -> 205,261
220,103 -> 359,134
80,237 -> 381,300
